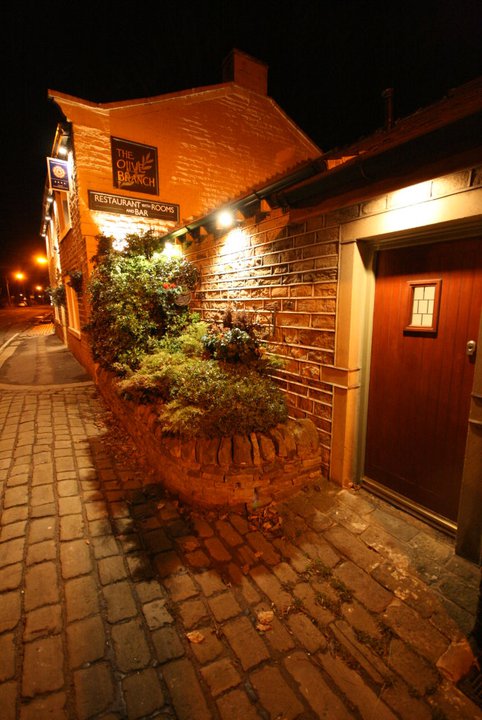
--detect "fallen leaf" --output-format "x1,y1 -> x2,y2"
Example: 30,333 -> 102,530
257,610 -> 274,625
256,623 -> 272,632
186,631 -> 204,644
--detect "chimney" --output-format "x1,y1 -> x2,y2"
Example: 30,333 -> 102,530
222,49 -> 268,95
382,88 -> 395,130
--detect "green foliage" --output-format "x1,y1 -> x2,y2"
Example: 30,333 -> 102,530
119,351 -> 288,437
87,233 -> 200,372
48,284 -> 66,307
89,232 -> 287,438
202,310 -> 282,372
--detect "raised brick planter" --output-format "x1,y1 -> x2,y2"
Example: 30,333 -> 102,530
96,368 -> 322,509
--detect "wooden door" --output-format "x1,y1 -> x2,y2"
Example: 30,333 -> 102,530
365,237 -> 482,521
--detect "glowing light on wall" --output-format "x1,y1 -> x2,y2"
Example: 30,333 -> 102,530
161,242 -> 182,258
222,227 -> 249,255
217,210 -> 235,229
390,181 -> 431,209
112,237 -> 129,252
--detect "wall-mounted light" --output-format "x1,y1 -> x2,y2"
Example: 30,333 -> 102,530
161,241 -> 182,258
217,210 -> 235,229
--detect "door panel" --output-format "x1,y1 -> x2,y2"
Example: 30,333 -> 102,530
365,237 -> 482,521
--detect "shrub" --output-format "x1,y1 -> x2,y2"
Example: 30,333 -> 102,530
118,352 -> 288,437
87,232 -> 200,372
89,232 -> 287,438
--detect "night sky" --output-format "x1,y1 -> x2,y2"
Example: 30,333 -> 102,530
0,0 -> 480,275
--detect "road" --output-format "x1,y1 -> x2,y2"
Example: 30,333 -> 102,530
0,304 -> 53,350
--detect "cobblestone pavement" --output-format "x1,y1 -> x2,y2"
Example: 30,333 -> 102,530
0,335 -> 481,719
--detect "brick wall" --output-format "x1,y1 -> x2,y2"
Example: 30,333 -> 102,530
185,210 -> 339,478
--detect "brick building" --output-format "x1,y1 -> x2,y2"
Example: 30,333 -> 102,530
42,50 -> 320,373
42,59 -> 482,562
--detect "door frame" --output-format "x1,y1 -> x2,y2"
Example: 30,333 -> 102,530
335,200 -> 482,561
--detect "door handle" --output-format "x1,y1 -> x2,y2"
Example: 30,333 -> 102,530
466,340 -> 477,356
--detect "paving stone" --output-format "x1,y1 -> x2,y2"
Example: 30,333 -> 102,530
97,555 -> 127,584
319,651 -> 398,720
92,534 -> 119,559
215,519 -> 244,547
26,539 -> 56,565
381,679 -> 433,720
163,572 -> 199,601
216,688 -> 261,720
0,592 -> 20,633
196,569 -> 226,597
74,662 -> 115,720
0,633 -> 15,682
287,612 -> 327,652
331,619 -> 391,685
1,506 -> 28,525
204,536 -> 232,562
122,668 -> 165,719
152,626 -> 185,663
246,531 -> 281,565
23,604 -> 62,641
29,517 -> 56,543
59,514 -> 84,541
333,561 -> 393,613
223,616 -> 270,670
60,539 -> 93,579
250,665 -> 304,720
0,682 -> 17,720
179,597 -> 210,628
0,520 -> 27,542
201,658 -> 241,696
372,562 -> 442,618
153,550 -> 185,578
22,635 -> 64,697
65,575 -> 100,621
292,582 -> 335,626
142,598 -> 174,628
325,525 -> 380,572
31,485 -> 54,506
162,658 -> 212,720
57,480 -> 79,497
284,651 -> 353,719
126,552 -> 155,580
189,626 -> 225,664
382,599 -> 450,662
0,537 -> 25,568
370,508 -> 420,542
111,620 -> 151,672
0,563 -> 22,591
208,592 -> 242,622
103,581 -> 138,622
18,692 -> 68,720
249,565 -> 293,611
66,616 -> 106,667
24,562 -> 59,610
58,496 -> 83,515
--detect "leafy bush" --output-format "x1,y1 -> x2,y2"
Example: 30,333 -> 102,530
119,351 -> 288,437
89,232 -> 287,437
87,232 -> 200,372
202,310 -> 281,373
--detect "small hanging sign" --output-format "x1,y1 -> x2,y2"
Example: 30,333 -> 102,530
47,157 -> 70,192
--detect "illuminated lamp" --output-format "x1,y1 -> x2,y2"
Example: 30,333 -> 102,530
217,210 -> 235,229
162,242 -> 182,258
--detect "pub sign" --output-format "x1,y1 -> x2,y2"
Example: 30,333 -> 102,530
88,190 -> 179,222
47,157 -> 70,192
111,137 -> 159,196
